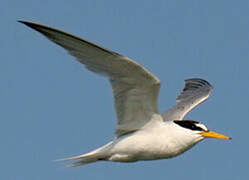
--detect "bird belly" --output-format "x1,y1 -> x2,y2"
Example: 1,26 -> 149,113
107,130 -> 196,162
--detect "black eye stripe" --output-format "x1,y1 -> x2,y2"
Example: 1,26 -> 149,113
174,120 -> 204,131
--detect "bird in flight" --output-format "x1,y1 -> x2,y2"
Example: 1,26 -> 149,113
19,21 -> 231,167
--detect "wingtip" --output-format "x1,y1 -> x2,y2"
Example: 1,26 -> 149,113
184,78 -> 213,89
18,20 -> 50,36
18,20 -> 28,25
18,20 -> 36,27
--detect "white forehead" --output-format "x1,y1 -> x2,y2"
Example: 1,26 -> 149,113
196,123 -> 208,131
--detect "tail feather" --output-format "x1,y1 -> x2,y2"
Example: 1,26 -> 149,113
57,141 -> 113,167
67,157 -> 99,167
57,152 -> 100,167
57,152 -> 93,161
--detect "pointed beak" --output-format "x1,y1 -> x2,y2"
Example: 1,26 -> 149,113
199,131 -> 231,140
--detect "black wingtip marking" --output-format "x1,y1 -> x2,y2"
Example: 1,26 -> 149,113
18,20 -> 48,33
183,78 -> 213,91
184,78 -> 212,87
176,78 -> 213,102
18,20 -> 122,56
18,20 -> 35,27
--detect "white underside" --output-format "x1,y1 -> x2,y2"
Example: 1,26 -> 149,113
60,115 -> 204,167
64,117 -> 204,166
106,120 -> 203,162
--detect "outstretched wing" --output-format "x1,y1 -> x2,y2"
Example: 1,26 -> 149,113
20,21 -> 161,137
162,78 -> 213,121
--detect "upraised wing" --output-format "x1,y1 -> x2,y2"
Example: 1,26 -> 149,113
19,21 -> 161,137
162,78 -> 213,121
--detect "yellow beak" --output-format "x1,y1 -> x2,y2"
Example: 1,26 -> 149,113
200,131 -> 231,140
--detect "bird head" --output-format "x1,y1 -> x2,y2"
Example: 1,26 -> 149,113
173,120 -> 231,140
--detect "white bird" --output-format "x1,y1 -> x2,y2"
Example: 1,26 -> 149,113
19,21 -> 231,167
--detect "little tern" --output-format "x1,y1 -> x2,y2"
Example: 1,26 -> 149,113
19,21 -> 231,167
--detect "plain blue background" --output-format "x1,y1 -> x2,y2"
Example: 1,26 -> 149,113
1,0 -> 248,179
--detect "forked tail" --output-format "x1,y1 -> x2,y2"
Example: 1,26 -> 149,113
57,141 -> 113,167
58,153 -> 100,167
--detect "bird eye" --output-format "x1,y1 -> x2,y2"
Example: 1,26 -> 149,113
174,120 -> 204,131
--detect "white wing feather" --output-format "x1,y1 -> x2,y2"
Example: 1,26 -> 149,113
20,21 -> 161,136
162,78 -> 213,121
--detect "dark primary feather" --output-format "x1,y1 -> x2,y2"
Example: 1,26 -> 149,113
18,21 -> 120,57
177,78 -> 213,102
162,78 -> 213,121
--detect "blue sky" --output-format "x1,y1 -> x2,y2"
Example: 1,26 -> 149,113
1,0 -> 249,179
